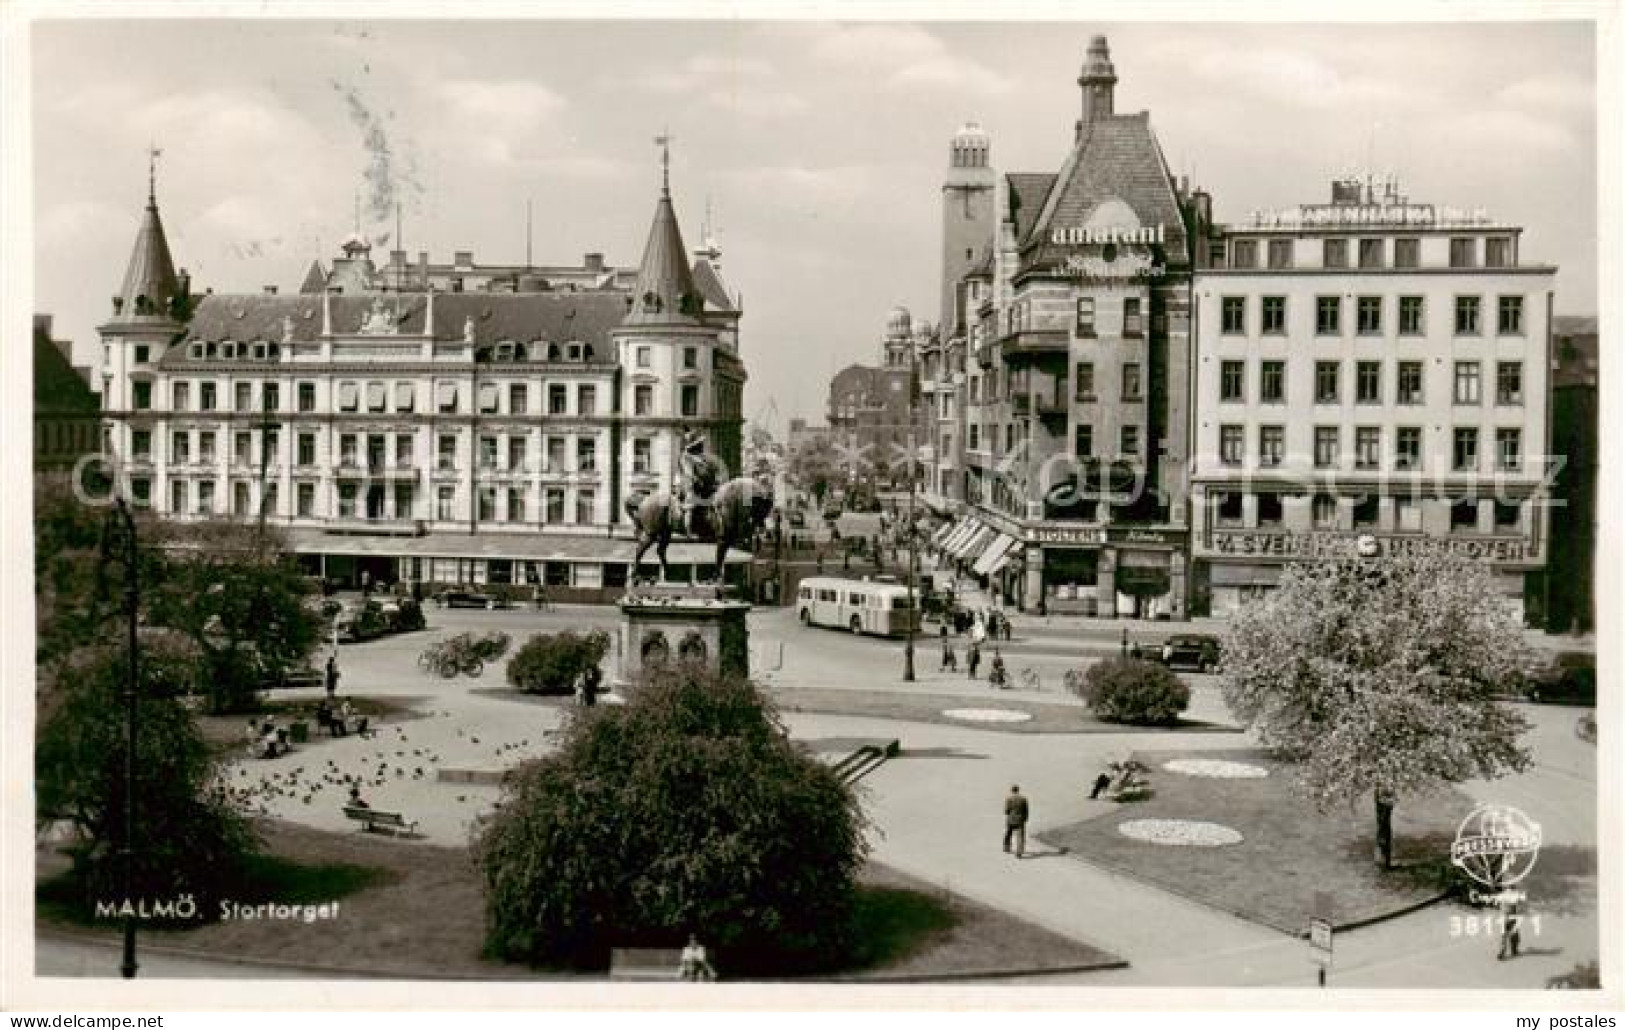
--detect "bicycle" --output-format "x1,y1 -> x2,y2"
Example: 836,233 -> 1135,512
1576,712 -> 1597,744
418,633 -> 494,679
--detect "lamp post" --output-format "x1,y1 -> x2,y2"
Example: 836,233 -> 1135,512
903,352 -> 919,682
100,496 -> 141,978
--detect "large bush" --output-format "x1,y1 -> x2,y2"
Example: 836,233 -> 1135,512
506,630 -> 610,695
36,646 -> 259,920
474,662 -> 870,976
1067,657 -> 1190,725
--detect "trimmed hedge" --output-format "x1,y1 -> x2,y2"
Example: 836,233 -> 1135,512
1065,657 -> 1190,726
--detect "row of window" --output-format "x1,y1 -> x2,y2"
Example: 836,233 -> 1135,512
1226,235 -> 1514,271
130,428 -> 649,474
1218,359 -> 1523,406
1219,294 -> 1522,337
1216,424 -> 1522,472
1073,297 -> 1143,338
129,378 -> 703,419
1209,492 -> 1523,534
143,478 -> 601,525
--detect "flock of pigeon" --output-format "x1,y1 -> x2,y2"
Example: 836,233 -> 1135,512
221,707 -> 558,824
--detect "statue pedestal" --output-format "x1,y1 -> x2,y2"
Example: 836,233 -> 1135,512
615,586 -> 751,692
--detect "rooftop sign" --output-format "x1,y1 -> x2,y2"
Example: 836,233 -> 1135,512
1246,203 -> 1497,230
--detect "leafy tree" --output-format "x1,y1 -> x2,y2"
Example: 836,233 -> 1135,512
788,436 -> 839,508
475,662 -> 870,975
1066,657 -> 1190,725
1220,555 -> 1533,868
145,521 -> 321,713
506,629 -> 611,695
36,644 -> 258,919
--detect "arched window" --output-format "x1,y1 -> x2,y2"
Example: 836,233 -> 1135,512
678,631 -> 707,663
641,630 -> 670,666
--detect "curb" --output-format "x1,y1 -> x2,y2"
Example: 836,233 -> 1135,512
37,928 -> 1129,985
1032,833 -> 1453,937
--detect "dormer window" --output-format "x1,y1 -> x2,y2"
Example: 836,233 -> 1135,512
568,343 -> 583,362
188,343 -> 204,359
221,342 -> 237,359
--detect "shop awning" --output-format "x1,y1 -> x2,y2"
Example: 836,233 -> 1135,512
959,524 -> 998,563
337,382 -> 359,411
435,382 -> 459,412
941,521 -> 977,557
986,542 -> 1022,576
973,533 -> 1017,576
394,382 -> 416,412
945,520 -> 982,559
477,383 -> 500,413
366,382 -> 387,412
930,522 -> 955,547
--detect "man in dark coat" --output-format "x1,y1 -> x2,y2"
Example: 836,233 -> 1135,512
1003,785 -> 1030,858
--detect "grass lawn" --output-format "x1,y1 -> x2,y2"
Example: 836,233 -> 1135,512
768,686 -> 1236,735
1040,748 -> 1468,935
38,820 -> 1120,981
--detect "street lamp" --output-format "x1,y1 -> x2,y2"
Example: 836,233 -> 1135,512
99,496 -> 141,978
903,351 -> 920,682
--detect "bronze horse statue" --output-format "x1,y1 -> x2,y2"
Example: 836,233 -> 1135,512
626,476 -> 774,589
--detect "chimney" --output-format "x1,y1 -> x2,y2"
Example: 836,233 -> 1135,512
263,285 -> 279,295
454,250 -> 473,268
1193,189 -> 1212,228
584,252 -> 605,273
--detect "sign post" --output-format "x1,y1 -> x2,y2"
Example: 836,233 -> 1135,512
1309,917 -> 1334,986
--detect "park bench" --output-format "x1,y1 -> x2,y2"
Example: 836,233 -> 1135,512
608,948 -> 685,981
342,805 -> 418,837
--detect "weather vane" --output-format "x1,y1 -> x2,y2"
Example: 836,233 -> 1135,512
654,129 -> 674,195
147,143 -> 162,202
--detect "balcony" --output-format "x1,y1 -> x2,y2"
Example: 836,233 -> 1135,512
1011,394 -> 1069,419
997,327 -> 1069,357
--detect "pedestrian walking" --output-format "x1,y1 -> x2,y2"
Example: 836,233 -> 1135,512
967,642 -> 981,679
580,663 -> 602,708
988,649 -> 1007,688
1003,784 -> 1029,858
1498,900 -> 1524,960
324,655 -> 339,700
940,639 -> 958,673
1003,615 -> 1014,642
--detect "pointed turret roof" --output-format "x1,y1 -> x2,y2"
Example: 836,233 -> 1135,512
623,186 -> 704,326
299,259 -> 329,294
115,185 -> 183,322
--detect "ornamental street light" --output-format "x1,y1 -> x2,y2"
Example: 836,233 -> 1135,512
903,350 -> 920,683
99,495 -> 141,978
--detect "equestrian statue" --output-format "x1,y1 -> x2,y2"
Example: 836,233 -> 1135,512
625,431 -> 774,591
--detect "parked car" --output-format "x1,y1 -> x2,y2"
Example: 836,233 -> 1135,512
1155,634 -> 1221,673
437,591 -> 494,609
1521,651 -> 1596,706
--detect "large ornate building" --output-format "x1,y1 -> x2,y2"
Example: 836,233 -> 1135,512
944,36 -> 1201,617
1188,176 -> 1556,621
97,161 -> 747,596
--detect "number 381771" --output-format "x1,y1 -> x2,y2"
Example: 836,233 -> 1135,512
1450,914 -> 1541,938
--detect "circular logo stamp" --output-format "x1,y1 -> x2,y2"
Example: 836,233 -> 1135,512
1449,803 -> 1542,890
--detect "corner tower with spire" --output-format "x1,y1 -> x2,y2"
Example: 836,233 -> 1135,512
613,133 -> 747,511
100,147 -> 192,451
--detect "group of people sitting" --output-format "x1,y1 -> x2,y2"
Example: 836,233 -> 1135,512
1089,760 -> 1151,801
314,698 -> 369,738
246,716 -> 291,759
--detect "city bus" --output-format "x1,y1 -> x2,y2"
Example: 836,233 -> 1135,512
795,576 -> 922,638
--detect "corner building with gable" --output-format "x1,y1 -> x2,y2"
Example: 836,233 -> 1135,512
946,36 -> 1201,618
96,167 -> 747,598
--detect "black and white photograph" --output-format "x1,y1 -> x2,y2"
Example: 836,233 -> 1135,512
3,0 -> 1619,1018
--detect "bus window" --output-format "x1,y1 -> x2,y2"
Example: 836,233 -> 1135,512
799,586 -> 811,599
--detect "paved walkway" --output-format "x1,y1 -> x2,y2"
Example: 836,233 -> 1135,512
213,604 -> 1597,989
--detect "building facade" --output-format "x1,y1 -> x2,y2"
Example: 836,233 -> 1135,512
34,314 -> 101,475
948,35 -> 1198,618
1188,175 -> 1555,621
1545,315 -> 1598,632
98,168 -> 747,596
824,306 -> 932,491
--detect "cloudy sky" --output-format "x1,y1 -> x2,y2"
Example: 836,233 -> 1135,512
28,14 -> 1599,433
